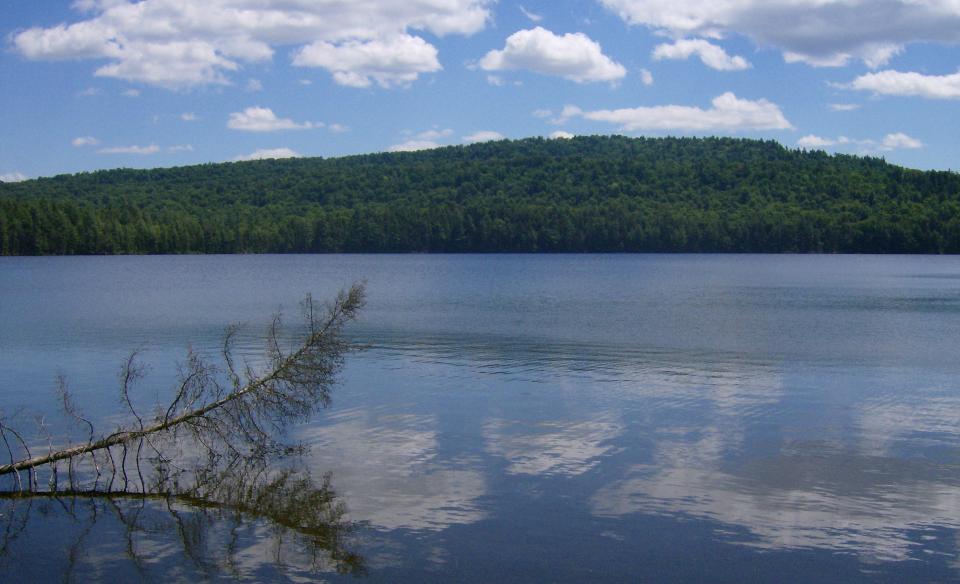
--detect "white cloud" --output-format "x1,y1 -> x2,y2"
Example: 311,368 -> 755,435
13,0 -> 493,89
881,132 -> 923,150
797,132 -> 922,152
829,103 -> 860,111
480,27 -> 626,83
847,69 -> 960,99
95,40 -> 240,88
532,108 -> 553,118
387,127 -> 455,151
599,0 -> 960,68
463,130 -> 505,143
561,92 -> 792,132
549,130 -> 575,139
519,5 -> 544,22
245,78 -> 263,92
327,123 -> 350,133
167,144 -> 194,153
233,147 -> 301,161
293,34 -> 441,88
0,172 -> 28,183
180,112 -> 198,121
638,68 -> 654,86
413,128 -> 454,141
486,74 -> 505,86
797,134 -> 846,148
98,144 -> 160,155
227,106 -> 314,132
121,88 -> 140,97
551,104 -> 585,124
72,136 -> 100,147
388,139 -> 442,152
652,38 -> 751,71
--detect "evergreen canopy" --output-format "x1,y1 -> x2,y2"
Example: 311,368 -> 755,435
2,135 -> 959,254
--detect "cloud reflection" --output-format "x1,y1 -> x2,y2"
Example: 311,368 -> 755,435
301,407 -> 486,531
484,415 -> 623,477
858,395 -> 960,457
592,395 -> 960,565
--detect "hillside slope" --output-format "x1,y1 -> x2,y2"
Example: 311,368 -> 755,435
2,136 -> 959,254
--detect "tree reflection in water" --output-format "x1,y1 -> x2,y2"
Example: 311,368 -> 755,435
0,455 -> 365,581
0,285 -> 368,581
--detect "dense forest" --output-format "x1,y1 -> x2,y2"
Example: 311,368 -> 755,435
2,135 -> 959,255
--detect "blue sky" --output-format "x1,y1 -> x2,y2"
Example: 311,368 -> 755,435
2,0 -> 960,181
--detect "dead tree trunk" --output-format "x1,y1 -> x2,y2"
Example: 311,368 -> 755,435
0,283 -> 365,489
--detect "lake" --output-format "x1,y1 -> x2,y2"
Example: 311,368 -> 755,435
2,254 -> 960,582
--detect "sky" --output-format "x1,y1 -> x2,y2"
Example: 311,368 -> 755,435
2,0 -> 960,182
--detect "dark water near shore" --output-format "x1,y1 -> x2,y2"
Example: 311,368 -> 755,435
2,254 -> 960,582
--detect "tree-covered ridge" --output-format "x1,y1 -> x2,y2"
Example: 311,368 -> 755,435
2,135 -> 959,254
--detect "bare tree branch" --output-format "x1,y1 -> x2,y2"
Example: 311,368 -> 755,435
0,283 -> 365,484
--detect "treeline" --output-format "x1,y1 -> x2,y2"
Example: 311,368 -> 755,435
2,135 -> 959,254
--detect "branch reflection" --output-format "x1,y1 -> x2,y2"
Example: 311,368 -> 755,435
0,455 -> 365,582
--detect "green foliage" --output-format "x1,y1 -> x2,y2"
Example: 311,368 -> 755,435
2,135 -> 959,254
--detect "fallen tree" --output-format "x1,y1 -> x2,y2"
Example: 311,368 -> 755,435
0,282 -> 366,493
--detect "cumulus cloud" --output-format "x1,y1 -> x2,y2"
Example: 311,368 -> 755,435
327,123 -> 349,133
388,128 -> 454,151
479,27 -> 626,83
881,132 -> 923,149
797,134 -> 845,149
797,132 -> 922,152
0,172 -> 28,183
638,68 -> 654,86
652,38 -> 751,71
13,0 -> 492,89
829,103 -> 860,111
227,107 -> 314,132
388,139 -> 442,152
846,69 -> 960,99
463,130 -> 504,143
551,104 -> 586,124
549,130 -> 575,139
245,78 -> 263,92
167,144 -> 194,153
180,112 -> 198,121
599,0 -> 960,68
98,144 -> 160,154
293,34 -> 441,88
233,147 -> 301,161
416,128 -> 453,140
72,136 -> 100,147
560,92 -> 792,132
94,40 -> 240,88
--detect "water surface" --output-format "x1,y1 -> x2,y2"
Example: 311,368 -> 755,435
1,254 -> 959,582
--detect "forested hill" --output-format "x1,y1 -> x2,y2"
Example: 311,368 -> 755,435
2,135 -> 960,255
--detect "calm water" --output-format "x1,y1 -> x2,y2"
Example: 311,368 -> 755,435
2,254 -> 960,582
